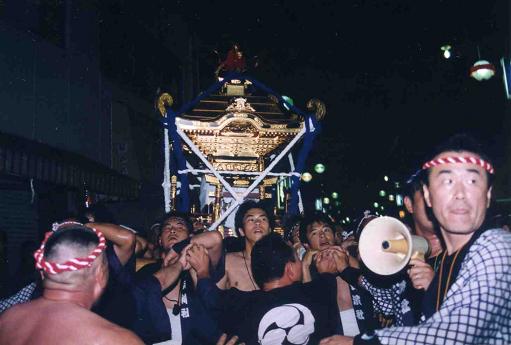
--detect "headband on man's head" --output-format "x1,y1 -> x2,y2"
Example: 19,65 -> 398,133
422,156 -> 495,174
34,225 -> 106,275
52,220 -> 83,232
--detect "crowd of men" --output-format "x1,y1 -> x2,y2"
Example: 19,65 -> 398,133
0,134 -> 510,345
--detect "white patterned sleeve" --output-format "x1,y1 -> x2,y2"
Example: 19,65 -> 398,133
374,230 -> 511,345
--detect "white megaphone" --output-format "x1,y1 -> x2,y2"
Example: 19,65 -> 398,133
358,216 -> 430,275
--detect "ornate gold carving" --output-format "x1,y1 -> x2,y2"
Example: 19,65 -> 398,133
205,175 -> 219,184
259,185 -> 266,200
170,175 -> 178,211
262,177 -> 278,186
213,161 -> 259,172
175,98 -> 303,175
225,98 -> 255,113
220,121 -> 258,137
157,93 -> 174,117
213,184 -> 222,221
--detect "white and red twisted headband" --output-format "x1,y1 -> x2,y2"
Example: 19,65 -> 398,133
34,226 -> 106,275
422,156 -> 494,174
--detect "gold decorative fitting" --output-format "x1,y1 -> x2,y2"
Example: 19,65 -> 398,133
213,161 -> 259,172
233,179 -> 250,186
157,93 -> 174,117
225,98 -> 256,113
306,98 -> 326,121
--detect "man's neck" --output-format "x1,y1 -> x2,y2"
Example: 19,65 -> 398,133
244,240 -> 255,257
441,231 -> 474,255
43,288 -> 94,309
262,277 -> 294,292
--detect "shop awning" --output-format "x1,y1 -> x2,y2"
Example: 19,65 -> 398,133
0,132 -> 139,198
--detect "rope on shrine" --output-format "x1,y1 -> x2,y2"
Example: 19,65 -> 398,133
177,169 -> 301,177
289,115 -> 321,215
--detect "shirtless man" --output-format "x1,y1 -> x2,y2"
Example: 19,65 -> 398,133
217,200 -> 274,291
0,224 -> 142,345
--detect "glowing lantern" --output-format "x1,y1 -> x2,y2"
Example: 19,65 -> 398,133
301,172 -> 313,182
470,60 -> 496,81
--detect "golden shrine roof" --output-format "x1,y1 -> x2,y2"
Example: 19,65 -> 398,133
176,95 -> 303,172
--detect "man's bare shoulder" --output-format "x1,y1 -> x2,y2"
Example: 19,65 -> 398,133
0,300 -> 143,345
47,306 -> 143,345
95,320 -> 144,345
0,299 -> 43,323
226,251 -> 244,262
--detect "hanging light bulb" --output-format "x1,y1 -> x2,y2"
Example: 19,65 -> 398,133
441,45 -> 451,59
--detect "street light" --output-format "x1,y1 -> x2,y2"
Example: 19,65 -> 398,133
331,192 -> 339,199
314,163 -> 326,174
301,172 -> 313,182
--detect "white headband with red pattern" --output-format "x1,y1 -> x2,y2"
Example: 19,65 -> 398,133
422,156 -> 494,174
34,225 -> 106,275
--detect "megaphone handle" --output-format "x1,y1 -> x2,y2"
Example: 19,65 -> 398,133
411,251 -> 425,261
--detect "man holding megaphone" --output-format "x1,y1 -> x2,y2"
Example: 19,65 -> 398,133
321,134 -> 511,345
403,171 -> 443,291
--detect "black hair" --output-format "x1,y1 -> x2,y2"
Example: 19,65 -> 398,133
44,226 -> 99,260
354,211 -> 378,242
299,213 -> 335,245
157,211 -> 193,235
251,233 -> 296,288
421,134 -> 494,187
234,200 -> 275,237
403,169 -> 425,200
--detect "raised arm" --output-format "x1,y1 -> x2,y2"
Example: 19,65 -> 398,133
190,230 -> 223,267
86,222 -> 136,265
186,244 -> 223,311
134,235 -> 148,256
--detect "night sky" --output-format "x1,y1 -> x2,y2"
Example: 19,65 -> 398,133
100,0 -> 509,216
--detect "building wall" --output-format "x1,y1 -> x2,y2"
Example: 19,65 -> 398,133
0,3 -> 111,167
0,178 -> 38,296
0,2 -> 112,285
